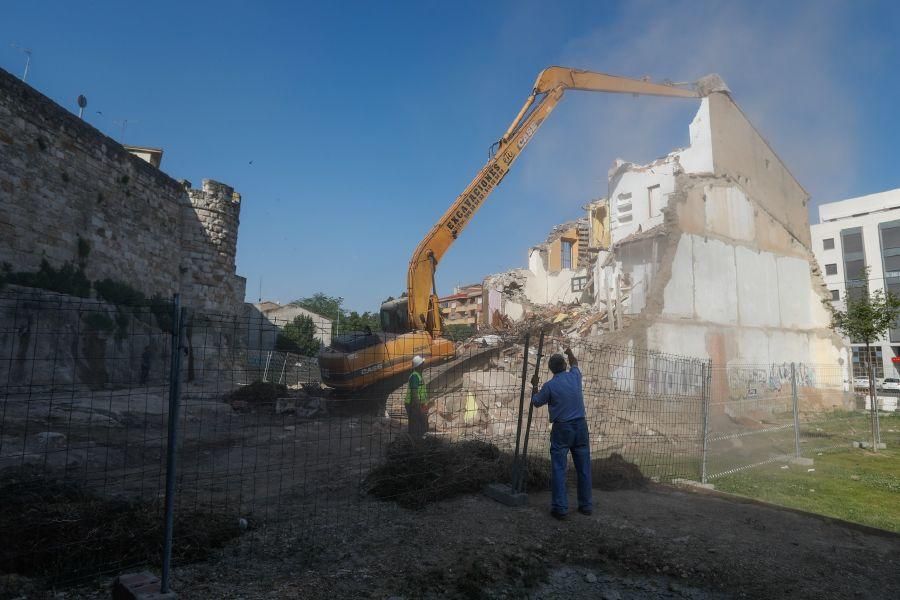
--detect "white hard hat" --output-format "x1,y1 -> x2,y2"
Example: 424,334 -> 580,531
412,355 -> 425,368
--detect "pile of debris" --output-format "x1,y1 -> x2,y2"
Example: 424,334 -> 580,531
501,301 -> 630,339
363,437 -> 647,509
224,381 -> 328,418
363,437 -> 551,509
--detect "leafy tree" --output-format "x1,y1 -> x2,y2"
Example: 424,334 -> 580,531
276,315 -> 322,356
444,324 -> 475,341
341,311 -> 380,334
289,293 -> 342,321
824,271 -> 900,451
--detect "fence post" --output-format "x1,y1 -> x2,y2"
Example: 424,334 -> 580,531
700,360 -> 711,485
791,363 -> 801,459
511,332 -> 531,486
161,297 -> 185,594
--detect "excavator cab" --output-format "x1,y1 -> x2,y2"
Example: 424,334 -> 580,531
379,297 -> 409,334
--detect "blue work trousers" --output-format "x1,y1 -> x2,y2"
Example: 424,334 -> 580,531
549,418 -> 592,514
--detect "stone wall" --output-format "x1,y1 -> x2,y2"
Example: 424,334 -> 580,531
0,66 -> 245,314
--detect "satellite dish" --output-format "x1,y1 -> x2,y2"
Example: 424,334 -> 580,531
77,95 -> 87,108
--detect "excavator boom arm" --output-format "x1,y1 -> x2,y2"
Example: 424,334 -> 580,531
404,67 -> 700,334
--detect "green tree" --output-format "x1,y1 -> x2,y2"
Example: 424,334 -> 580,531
444,324 -> 475,341
276,315 -> 322,356
341,311 -> 381,334
824,271 -> 900,451
290,293 -> 343,321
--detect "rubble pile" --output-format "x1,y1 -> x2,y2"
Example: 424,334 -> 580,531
224,380 -> 328,417
492,300 -> 630,339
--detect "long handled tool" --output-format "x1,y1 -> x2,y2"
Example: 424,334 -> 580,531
515,329 -> 545,493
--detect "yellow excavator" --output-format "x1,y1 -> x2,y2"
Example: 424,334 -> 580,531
318,66 -> 708,391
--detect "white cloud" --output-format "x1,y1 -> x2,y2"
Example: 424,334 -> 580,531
515,0 -> 860,209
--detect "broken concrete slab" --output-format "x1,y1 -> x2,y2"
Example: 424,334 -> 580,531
112,571 -> 176,600
483,482 -> 528,507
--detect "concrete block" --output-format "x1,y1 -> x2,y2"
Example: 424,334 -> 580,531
692,237 -> 738,325
857,442 -> 887,450
789,457 -> 814,466
734,246 -> 779,328
662,235 -> 694,318
112,571 -> 176,600
483,482 -> 528,507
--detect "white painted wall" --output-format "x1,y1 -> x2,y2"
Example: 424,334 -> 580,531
609,163 -> 677,243
675,98 -> 714,175
524,247 -> 584,305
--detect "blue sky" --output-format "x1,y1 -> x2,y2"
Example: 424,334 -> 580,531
2,0 -> 898,311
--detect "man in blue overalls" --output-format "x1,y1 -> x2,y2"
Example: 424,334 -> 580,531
531,347 -> 592,520
406,355 -> 428,439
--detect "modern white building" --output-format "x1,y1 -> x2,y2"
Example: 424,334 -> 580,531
810,188 -> 900,379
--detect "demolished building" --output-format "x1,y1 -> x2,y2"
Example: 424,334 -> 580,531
483,217 -> 600,325
485,82 -> 847,374
597,87 -> 846,371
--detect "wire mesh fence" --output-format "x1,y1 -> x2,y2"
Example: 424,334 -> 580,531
0,285 -> 886,589
704,363 -> 860,480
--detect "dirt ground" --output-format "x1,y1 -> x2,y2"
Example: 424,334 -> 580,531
47,483 -> 899,600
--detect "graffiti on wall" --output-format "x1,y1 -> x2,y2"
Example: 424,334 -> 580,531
647,355 -> 705,397
727,362 -> 817,400
610,353 -> 704,397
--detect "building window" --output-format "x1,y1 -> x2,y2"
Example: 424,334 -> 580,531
823,238 -> 834,250
830,289 -> 840,301
825,263 -> 837,275
841,228 -> 866,289
852,346 -> 884,379
843,230 -> 864,253
561,240 -> 573,270
571,276 -> 588,292
648,184 -> 663,217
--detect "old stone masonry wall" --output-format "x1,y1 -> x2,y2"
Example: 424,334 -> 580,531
0,66 -> 245,314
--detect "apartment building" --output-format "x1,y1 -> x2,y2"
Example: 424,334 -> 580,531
439,283 -> 483,327
811,188 -> 900,379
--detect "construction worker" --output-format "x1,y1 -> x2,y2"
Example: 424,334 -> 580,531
531,347 -> 592,520
406,355 -> 429,439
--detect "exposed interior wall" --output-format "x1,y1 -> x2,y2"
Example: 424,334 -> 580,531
546,226 -> 580,271
598,91 -> 846,375
706,93 -> 811,248
0,66 -> 245,314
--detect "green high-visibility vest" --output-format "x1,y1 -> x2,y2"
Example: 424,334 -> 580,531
405,371 -> 427,405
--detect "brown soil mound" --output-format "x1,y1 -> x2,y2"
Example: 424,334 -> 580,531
364,438 -> 646,508
223,381 -> 288,408
0,468 -> 242,583
364,437 -> 551,509
591,452 -> 647,490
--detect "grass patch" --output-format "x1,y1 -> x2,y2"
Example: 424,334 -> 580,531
714,412 -> 900,532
